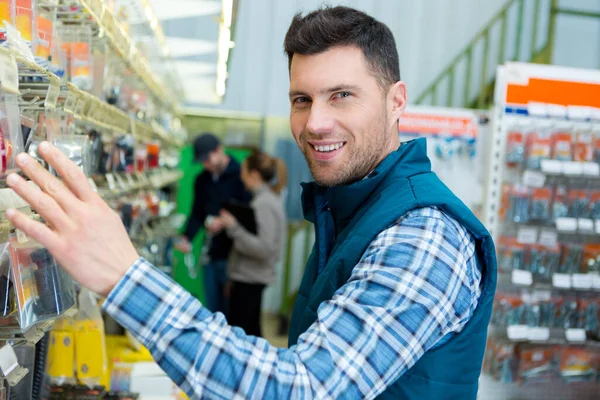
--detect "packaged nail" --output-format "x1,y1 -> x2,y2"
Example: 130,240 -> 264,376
51,134 -> 91,177
525,132 -> 551,170
551,132 -> 572,161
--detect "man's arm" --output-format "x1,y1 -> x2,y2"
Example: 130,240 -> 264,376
103,208 -> 481,400
183,176 -> 207,241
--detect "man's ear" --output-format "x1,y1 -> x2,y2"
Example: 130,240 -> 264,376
389,81 -> 407,121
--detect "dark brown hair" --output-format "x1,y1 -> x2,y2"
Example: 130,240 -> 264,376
245,151 -> 288,195
283,6 -> 400,88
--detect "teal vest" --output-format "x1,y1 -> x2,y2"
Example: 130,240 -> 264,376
289,138 -> 497,399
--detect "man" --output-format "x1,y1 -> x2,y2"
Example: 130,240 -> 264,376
5,6 -> 496,400
176,133 -> 251,313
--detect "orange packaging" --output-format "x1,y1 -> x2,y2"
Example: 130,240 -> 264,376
70,42 -> 90,78
526,132 -> 552,169
15,0 -> 33,42
506,131 -> 525,166
146,142 -> 160,169
35,15 -> 52,59
582,244 -> 600,274
551,132 -> 573,161
573,132 -> 593,162
559,347 -> 596,378
518,347 -> 555,381
0,0 -> 10,40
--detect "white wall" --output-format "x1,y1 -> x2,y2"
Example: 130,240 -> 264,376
208,0 -> 508,115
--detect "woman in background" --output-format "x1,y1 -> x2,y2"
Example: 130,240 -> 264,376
209,150 -> 287,337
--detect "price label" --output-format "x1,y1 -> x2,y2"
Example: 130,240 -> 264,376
64,92 -> 77,113
538,229 -> 558,247
592,275 -> 600,290
532,290 -> 552,302
512,270 -> 533,286
44,81 -> 60,109
568,106 -> 592,120
517,227 -> 538,244
87,177 -> 98,192
563,161 -> 583,176
540,159 -> 563,174
528,327 -> 550,342
566,329 -> 586,342
507,325 -> 529,340
528,103 -> 547,117
0,48 -> 19,95
591,107 -> 600,122
582,162 -> 600,176
572,274 -> 593,289
106,174 -> 116,191
556,218 -> 577,232
553,273 -> 572,288
74,98 -> 86,118
523,170 -> 546,188
578,218 -> 594,232
547,104 -> 567,118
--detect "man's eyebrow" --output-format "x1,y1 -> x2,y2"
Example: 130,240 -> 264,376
289,85 -> 362,98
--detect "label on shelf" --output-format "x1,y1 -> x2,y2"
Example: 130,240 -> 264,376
0,49 -> 19,95
582,162 -> 600,176
578,218 -> 594,232
540,160 -> 563,174
567,106 -> 592,120
528,103 -> 548,117
44,81 -> 60,109
517,227 -> 538,244
523,170 -> 546,188
528,327 -> 550,342
556,218 -> 577,232
64,92 -> 77,114
547,104 -> 567,119
565,329 -> 586,342
590,107 -> 600,122
592,275 -> 600,290
507,325 -> 529,340
532,290 -> 552,302
74,99 -> 86,118
512,270 -> 533,286
553,273 -> 572,288
572,273 -> 593,289
106,174 -> 116,191
538,230 -> 558,247
563,161 -> 584,176
595,220 -> 600,235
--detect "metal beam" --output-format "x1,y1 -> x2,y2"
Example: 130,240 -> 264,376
554,8 -> 600,19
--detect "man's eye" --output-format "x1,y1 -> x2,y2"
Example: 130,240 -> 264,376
294,97 -> 310,104
334,92 -> 351,99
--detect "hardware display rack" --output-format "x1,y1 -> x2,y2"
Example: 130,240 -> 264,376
481,62 -> 600,400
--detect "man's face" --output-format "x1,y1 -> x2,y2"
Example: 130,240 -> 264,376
202,149 -> 223,174
289,46 -> 404,186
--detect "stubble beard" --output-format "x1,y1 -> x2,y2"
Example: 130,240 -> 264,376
303,115 -> 390,187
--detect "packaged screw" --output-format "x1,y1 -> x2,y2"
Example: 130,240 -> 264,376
526,131 -> 552,170
551,132 -> 573,161
506,131 -> 525,167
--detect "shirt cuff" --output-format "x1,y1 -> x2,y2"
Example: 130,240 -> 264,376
102,257 -> 209,349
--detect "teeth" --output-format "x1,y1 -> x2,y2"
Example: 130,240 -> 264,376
313,143 -> 344,152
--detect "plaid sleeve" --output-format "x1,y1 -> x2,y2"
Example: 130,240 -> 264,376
102,207 -> 481,400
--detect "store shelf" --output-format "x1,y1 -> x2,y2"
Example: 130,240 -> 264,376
499,271 -> 600,292
78,0 -> 180,112
96,169 -> 182,200
9,47 -> 183,149
490,325 -> 600,346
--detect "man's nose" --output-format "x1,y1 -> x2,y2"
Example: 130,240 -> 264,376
305,103 -> 335,135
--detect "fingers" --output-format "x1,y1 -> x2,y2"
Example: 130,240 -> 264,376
6,173 -> 74,232
5,208 -> 62,252
14,152 -> 82,213
37,142 -> 97,202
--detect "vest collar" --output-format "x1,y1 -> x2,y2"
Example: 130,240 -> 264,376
302,138 -> 431,229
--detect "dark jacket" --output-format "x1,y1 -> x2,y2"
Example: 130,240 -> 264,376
183,158 -> 251,261
289,138 -> 497,399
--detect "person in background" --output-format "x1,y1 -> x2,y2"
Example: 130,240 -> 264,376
175,133 -> 251,314
208,150 -> 287,337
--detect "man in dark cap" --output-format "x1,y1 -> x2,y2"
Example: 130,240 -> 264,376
176,133 -> 250,313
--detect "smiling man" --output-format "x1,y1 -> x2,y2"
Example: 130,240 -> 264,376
5,6 -> 496,400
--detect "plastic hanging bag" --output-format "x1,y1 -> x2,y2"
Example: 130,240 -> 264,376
51,134 -> 91,177
8,342 -> 35,400
74,288 -> 106,388
47,317 -> 76,385
8,228 -> 75,331
0,221 -> 16,329
0,90 -> 24,182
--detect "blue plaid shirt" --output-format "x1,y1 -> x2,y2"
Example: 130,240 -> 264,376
103,207 -> 481,399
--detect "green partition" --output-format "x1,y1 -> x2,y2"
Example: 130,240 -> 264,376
173,146 -> 252,301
